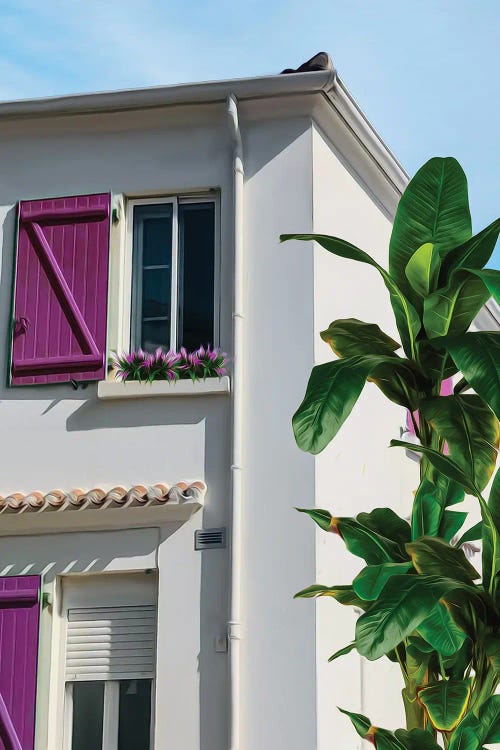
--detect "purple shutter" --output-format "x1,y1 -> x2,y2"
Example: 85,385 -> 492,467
0,576 -> 41,750
11,194 -> 111,385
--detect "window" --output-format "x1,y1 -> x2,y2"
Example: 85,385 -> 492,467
62,574 -> 157,750
130,197 -> 216,353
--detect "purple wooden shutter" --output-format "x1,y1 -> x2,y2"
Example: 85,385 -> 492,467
11,194 -> 111,385
0,576 -> 41,750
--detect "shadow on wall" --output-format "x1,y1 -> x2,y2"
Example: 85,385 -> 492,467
0,525 -> 168,582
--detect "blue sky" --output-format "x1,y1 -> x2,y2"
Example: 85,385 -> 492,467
0,0 -> 498,264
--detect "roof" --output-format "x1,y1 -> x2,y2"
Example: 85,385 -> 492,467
0,67 -> 408,202
0,481 -> 205,516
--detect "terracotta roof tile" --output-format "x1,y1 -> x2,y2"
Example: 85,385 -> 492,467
0,482 -> 206,515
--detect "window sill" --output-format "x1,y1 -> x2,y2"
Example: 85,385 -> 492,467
97,375 -> 231,400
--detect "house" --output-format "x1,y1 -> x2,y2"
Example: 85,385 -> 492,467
0,54 -> 496,750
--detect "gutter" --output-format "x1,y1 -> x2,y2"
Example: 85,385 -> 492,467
0,71 -> 334,120
226,93 -> 244,750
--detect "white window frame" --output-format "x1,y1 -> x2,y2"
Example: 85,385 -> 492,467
110,192 -> 220,357
59,573 -> 158,750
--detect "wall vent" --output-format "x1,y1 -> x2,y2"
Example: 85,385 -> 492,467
195,527 -> 226,550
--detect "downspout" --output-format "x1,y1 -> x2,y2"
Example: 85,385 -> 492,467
226,93 -> 244,750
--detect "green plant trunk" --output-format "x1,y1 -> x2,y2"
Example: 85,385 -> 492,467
402,686 -> 425,731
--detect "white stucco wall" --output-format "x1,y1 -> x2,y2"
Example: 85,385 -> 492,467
241,116 -> 317,750
0,104 -> 233,750
311,124 -> 417,748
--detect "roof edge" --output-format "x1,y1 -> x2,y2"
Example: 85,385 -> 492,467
0,70 -> 335,118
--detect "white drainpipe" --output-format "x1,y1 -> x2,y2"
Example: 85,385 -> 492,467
226,93 -> 244,750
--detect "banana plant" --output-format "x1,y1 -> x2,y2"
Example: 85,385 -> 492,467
281,157 -> 500,750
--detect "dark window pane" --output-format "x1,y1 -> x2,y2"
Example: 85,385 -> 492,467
141,211 -> 172,267
178,203 -> 215,350
71,681 -> 104,750
141,319 -> 170,353
142,268 -> 171,319
118,679 -> 152,750
132,204 -> 173,351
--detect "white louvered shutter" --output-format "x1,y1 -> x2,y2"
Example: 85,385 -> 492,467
66,604 -> 156,682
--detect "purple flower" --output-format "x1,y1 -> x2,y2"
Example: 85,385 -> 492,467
111,346 -> 229,383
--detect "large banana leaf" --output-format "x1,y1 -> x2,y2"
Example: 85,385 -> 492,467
418,679 -> 472,731
389,157 -> 471,302
419,395 -> 499,493
356,507 -> 411,546
293,356 -> 381,454
439,510 -> 468,542
440,217 -> 500,281
355,574 -> 471,660
423,270 -> 490,340
328,643 -> 356,662
293,583 -> 365,608
450,695 -> 500,750
476,694 -> 500,744
467,267 -> 500,304
417,603 -> 467,657
394,729 -> 442,750
439,332 -> 500,421
406,537 -> 479,583
390,440 -> 478,495
338,708 -> 371,739
280,233 -> 421,357
296,508 -> 408,563
340,710 -> 407,750
295,507 -> 334,531
449,726 -> 480,750
336,517 -> 407,564
412,477 -> 465,540
353,562 -> 413,600
405,242 -> 441,298
320,318 -> 400,357
456,521 -> 483,545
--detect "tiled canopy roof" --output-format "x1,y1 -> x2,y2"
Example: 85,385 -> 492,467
0,482 -> 206,515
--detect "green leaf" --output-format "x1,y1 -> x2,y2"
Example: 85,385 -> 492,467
293,584 -> 365,608
423,270 -> 490,340
320,318 -> 400,357
356,507 -> 411,546
338,708 -> 372,739
440,333 -> 500,422
439,510 -> 468,542
368,358 -> 426,410
353,562 -> 413,600
337,517 -> 407,564
280,233 -> 421,357
449,726 -> 480,750
420,395 -> 499,492
411,477 -> 464,541
440,218 -> 500,280
328,643 -> 356,662
296,507 -> 334,532
355,575 -> 470,660
406,537 -> 479,583
390,440 -> 478,495
292,357 -> 376,454
405,242 -> 440,297
390,157 -> 471,301
418,679 -> 472,731
416,602 -> 467,656
484,635 -> 500,677
412,478 -> 443,540
466,267 -> 500,304
456,521 -> 482,545
395,728 -> 442,750
475,694 -> 500,744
